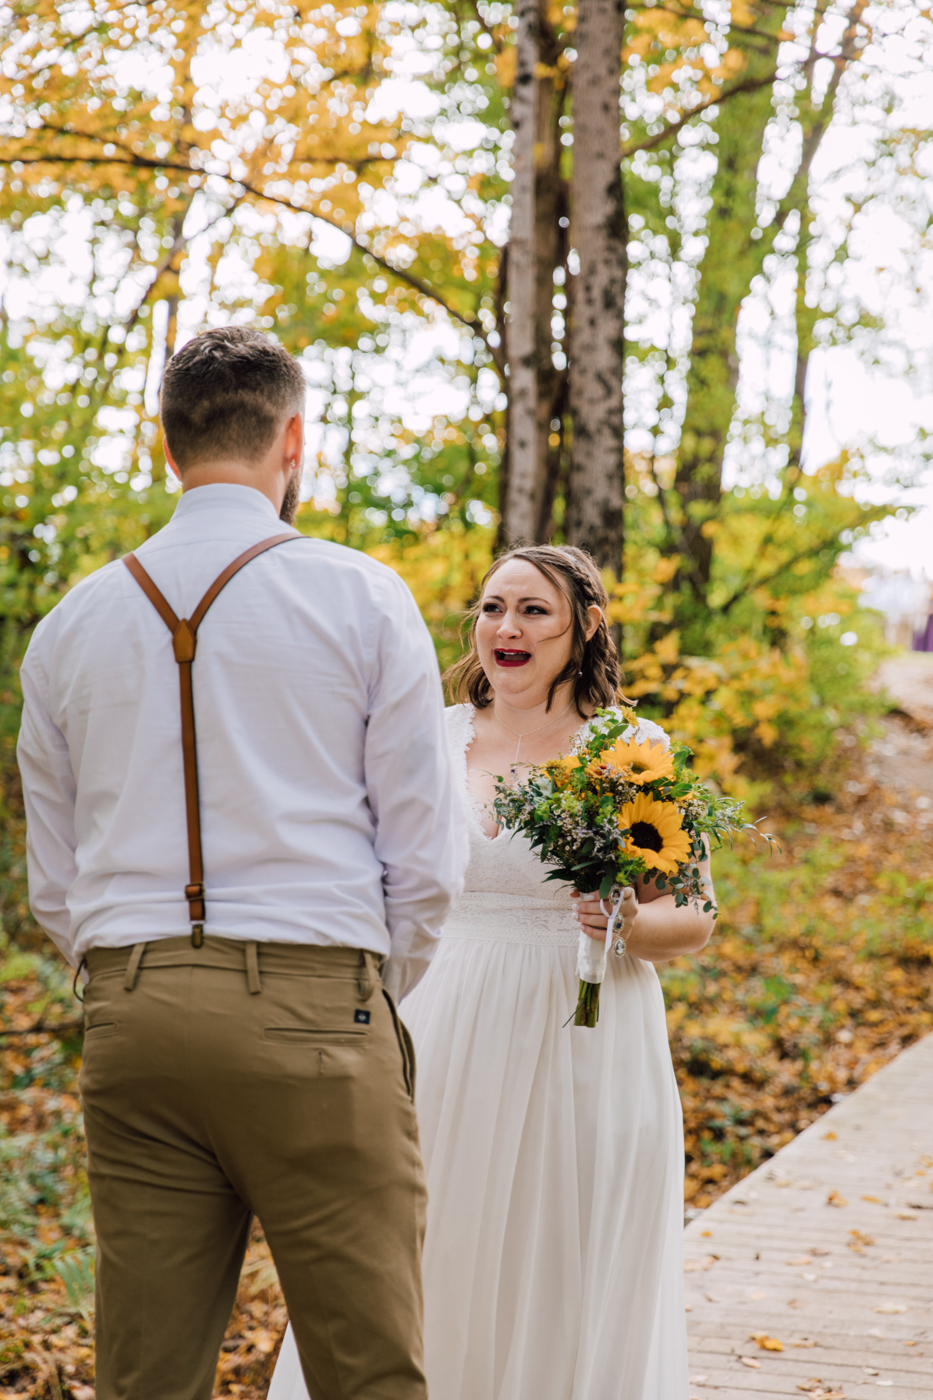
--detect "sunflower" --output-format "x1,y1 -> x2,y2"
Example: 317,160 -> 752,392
602,737 -> 675,786
617,792 -> 691,874
547,755 -> 581,788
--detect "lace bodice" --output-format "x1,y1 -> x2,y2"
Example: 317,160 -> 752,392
442,703 -> 670,947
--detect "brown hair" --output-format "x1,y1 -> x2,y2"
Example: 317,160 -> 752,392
444,544 -> 626,715
160,326 -> 306,471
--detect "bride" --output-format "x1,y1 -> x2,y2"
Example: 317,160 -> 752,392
270,544 -> 713,1400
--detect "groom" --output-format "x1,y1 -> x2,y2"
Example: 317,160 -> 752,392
17,326 -> 467,1400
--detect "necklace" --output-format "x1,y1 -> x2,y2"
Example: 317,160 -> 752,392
493,699 -> 575,770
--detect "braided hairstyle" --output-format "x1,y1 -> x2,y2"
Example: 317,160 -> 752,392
444,544 -> 626,716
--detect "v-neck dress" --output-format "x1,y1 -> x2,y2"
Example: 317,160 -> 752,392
268,702 -> 689,1400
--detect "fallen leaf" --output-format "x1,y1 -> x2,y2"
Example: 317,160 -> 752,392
862,1194 -> 884,1203
877,1383 -> 893,1388
71,1390 -> 95,1400
848,1229 -> 875,1251
904,1340 -> 917,1347
874,1303 -> 908,1314
788,1255 -> 813,1265
689,1378 -> 709,1386
701,1229 -> 712,1238
827,1188 -> 848,1207
895,1210 -> 917,1220
740,1356 -> 762,1368
750,1332 -> 784,1351
791,1339 -> 818,1348
822,1130 -> 837,1140
684,1255 -> 717,1273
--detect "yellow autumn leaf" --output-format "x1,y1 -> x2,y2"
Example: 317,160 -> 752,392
495,46 -> 517,89
750,1332 -> 784,1351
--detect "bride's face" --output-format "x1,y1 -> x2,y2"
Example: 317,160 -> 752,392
476,560 -> 576,707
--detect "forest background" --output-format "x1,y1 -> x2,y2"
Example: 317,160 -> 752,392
1,0 -> 932,1394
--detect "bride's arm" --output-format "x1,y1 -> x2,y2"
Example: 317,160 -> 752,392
571,856 -> 715,963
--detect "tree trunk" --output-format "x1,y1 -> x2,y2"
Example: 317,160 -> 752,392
565,0 -> 627,574
500,1 -> 566,547
502,0 -> 544,544
670,0 -> 859,633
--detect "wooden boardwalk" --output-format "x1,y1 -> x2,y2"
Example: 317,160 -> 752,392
684,1032 -> 933,1399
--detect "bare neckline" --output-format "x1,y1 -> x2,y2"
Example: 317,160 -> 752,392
462,701 -> 595,844
462,704 -> 508,842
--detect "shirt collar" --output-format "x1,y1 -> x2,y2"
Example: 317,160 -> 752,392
170,482 -> 282,526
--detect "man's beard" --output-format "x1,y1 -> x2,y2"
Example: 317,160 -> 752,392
280,471 -> 302,526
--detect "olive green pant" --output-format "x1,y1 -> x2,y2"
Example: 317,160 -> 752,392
80,937 -> 427,1400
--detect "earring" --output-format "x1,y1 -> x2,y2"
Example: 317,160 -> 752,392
289,458 -> 297,468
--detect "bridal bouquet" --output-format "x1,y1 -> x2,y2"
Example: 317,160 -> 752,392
492,707 -> 765,1027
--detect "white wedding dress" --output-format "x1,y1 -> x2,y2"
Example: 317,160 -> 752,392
268,704 -> 689,1400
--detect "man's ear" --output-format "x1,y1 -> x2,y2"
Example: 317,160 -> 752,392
164,439 -> 182,481
283,413 -> 304,469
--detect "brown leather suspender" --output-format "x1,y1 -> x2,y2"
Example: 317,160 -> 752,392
122,532 -> 301,947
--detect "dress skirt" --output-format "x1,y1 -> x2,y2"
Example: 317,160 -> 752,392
398,889 -> 689,1400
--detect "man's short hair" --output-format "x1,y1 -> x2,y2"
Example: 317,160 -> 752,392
160,326 -> 305,471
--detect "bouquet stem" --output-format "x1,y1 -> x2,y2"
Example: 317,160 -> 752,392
574,978 -> 601,1028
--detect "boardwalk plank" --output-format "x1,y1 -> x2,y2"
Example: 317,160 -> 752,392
684,1033 -> 933,1399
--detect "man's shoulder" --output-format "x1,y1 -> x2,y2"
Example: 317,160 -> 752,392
286,536 -> 414,603
25,559 -> 127,654
291,535 -> 400,578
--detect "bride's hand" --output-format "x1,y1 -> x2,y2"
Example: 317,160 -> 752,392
571,886 -> 638,943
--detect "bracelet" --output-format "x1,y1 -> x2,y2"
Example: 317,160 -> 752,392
613,935 -> 627,958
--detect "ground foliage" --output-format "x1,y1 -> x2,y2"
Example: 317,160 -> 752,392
0,732 -> 931,1398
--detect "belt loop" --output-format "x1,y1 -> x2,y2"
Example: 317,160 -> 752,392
358,951 -> 375,1002
123,942 -> 146,992
245,941 -> 261,995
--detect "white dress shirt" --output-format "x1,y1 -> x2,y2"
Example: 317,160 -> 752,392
17,483 -> 468,1000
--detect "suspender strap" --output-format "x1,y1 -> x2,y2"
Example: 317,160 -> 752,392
123,531 -> 300,945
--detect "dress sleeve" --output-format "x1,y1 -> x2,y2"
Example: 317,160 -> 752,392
364,577 -> 469,1002
629,717 -> 671,750
16,637 -> 80,967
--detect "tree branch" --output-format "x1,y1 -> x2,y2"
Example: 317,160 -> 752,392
1,146 -> 491,349
622,71 -> 779,157
718,540 -> 831,615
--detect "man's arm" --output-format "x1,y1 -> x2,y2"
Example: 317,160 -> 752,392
17,649 -> 80,967
364,577 -> 468,1002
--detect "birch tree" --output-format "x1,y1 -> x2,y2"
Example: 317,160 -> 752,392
500,0 -> 567,545
565,0 -> 627,571
502,0 -> 544,543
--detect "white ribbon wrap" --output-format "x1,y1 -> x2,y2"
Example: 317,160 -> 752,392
575,887 -> 626,985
